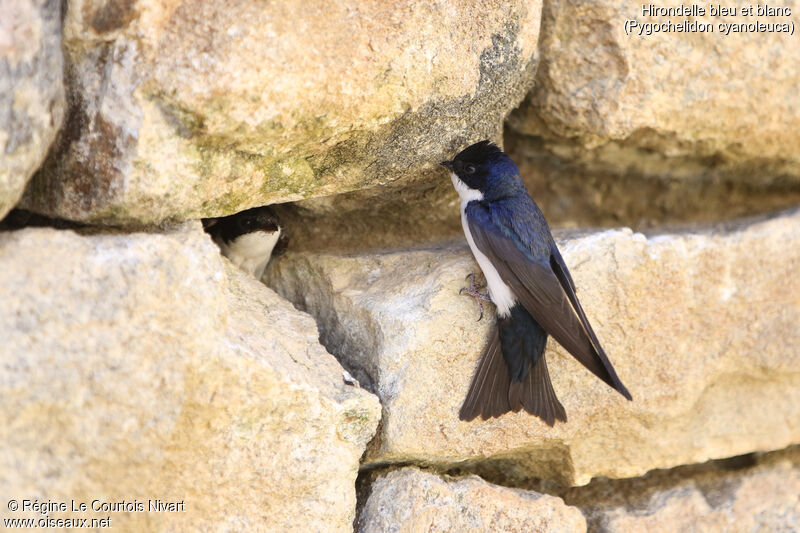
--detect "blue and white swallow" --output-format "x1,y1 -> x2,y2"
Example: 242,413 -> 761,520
442,141 -> 632,425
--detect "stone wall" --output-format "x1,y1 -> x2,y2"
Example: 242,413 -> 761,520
1,0 -> 798,531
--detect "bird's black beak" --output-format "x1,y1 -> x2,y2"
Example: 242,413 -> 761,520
440,160 -> 454,170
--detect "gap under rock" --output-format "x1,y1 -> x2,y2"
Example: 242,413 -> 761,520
506,131 -> 800,230
0,209 -> 86,232
265,132 -> 800,255
0,208 -> 192,235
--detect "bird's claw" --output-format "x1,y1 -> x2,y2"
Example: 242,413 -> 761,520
459,272 -> 492,321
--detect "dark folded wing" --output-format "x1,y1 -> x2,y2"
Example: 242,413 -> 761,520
548,243 -> 631,396
466,208 -> 631,400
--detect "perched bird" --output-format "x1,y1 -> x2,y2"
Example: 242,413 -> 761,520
203,206 -> 288,279
442,141 -> 632,425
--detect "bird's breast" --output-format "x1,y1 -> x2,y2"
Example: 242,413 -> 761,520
219,229 -> 281,279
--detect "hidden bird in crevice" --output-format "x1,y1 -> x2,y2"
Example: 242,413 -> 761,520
203,205 -> 288,279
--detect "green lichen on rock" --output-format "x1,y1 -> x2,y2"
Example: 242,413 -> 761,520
19,0 -> 543,225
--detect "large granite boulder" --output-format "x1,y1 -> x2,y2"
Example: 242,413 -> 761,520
508,0 -> 800,182
267,209 -> 800,485
0,224 -> 380,531
22,0 -> 541,225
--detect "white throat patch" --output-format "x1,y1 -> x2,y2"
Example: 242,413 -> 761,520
450,172 -> 517,317
450,172 -> 484,206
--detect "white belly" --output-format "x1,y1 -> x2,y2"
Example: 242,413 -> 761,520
460,209 -> 517,318
218,229 -> 281,280
450,171 -> 517,317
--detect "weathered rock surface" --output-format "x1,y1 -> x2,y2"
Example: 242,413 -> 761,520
0,224 -> 380,531
358,467 -> 586,533
0,0 -> 65,219
22,0 -> 541,225
267,209 -> 800,485
568,447 -> 800,532
505,133 -> 800,231
508,0 -> 800,182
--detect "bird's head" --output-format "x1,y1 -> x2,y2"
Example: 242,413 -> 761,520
203,205 -> 282,244
232,207 -> 281,237
440,140 -> 519,199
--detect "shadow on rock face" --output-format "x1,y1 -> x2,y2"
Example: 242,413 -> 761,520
268,131 -> 800,255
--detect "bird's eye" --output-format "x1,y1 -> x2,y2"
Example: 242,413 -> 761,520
465,164 -> 476,174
